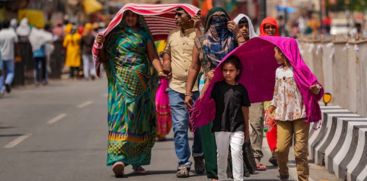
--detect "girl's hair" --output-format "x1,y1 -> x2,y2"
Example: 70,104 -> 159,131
238,17 -> 248,25
222,55 -> 241,71
274,46 -> 291,65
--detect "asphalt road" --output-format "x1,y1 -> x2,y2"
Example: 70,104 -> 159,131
0,79 -> 340,181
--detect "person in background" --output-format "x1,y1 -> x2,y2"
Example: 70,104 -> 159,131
0,20 -> 18,93
233,13 -> 258,177
16,18 -> 33,85
63,26 -> 81,79
33,33 -> 48,85
185,7 -> 238,181
10,19 -> 17,31
248,16 -> 280,170
0,49 -> 3,97
81,23 -> 96,80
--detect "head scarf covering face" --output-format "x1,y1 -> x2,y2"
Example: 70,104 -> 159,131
233,14 -> 257,39
16,18 -> 31,36
202,7 -> 237,67
260,17 -> 280,36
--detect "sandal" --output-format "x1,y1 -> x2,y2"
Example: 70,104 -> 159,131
256,163 -> 267,171
133,166 -> 147,174
112,162 -> 125,177
176,166 -> 189,178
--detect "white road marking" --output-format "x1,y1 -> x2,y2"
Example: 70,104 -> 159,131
4,133 -> 32,149
77,101 -> 93,108
47,113 -> 67,125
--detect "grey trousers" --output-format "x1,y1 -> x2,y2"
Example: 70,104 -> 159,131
249,103 -> 264,161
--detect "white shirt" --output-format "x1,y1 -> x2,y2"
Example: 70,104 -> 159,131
0,28 -> 18,60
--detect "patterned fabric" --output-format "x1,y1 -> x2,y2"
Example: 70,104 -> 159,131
92,3 -> 200,77
271,66 -> 306,121
104,26 -> 158,167
200,8 -> 237,73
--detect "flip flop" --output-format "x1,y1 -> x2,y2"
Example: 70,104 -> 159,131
133,166 -> 147,174
256,163 -> 267,171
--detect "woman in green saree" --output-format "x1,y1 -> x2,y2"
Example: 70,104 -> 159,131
96,11 -> 166,177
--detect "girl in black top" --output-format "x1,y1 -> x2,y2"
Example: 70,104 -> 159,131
211,56 -> 250,181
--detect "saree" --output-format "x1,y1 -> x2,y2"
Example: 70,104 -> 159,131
104,26 -> 157,167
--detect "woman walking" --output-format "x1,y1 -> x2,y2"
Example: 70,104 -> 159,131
185,7 -> 238,181
94,10 -> 167,177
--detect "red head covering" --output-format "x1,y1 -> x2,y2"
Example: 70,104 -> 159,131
260,17 -> 280,36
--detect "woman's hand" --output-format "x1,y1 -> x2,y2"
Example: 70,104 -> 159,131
244,128 -> 250,140
158,71 -> 168,78
265,106 -> 276,125
227,21 -> 238,34
310,84 -> 321,95
96,34 -> 105,44
206,70 -> 215,80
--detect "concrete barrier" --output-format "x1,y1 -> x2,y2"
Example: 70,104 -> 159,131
324,114 -> 361,172
314,113 -> 360,165
308,108 -> 351,162
347,127 -> 367,181
298,40 -> 367,117
356,146 -> 367,180
332,119 -> 367,179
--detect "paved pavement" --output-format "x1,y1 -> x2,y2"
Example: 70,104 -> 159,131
0,79 -> 341,181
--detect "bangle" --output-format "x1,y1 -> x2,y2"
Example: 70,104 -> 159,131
185,93 -> 192,97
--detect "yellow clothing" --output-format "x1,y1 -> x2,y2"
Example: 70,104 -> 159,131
164,28 -> 198,94
63,33 -> 81,67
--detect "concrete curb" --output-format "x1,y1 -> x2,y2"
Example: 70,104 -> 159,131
308,106 -> 367,181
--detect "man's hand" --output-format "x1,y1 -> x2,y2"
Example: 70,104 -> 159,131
192,15 -> 202,29
184,95 -> 193,109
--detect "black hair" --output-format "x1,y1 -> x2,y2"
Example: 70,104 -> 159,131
176,7 -> 188,14
238,17 -> 248,25
223,55 -> 241,70
176,7 -> 190,19
222,55 -> 241,80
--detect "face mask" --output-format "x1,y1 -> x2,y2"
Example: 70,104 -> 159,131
210,15 -> 229,37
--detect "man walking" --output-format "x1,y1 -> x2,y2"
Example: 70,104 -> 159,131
162,7 -> 204,178
0,20 -> 18,94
